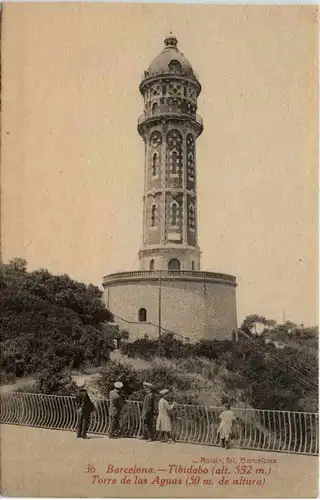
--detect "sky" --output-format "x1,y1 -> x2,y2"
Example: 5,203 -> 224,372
1,3 -> 318,326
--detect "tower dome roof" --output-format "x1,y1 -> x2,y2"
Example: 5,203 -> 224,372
147,35 -> 194,77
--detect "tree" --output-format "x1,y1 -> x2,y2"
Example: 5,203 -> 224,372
7,257 -> 28,273
264,319 -> 277,330
0,258 -> 116,384
241,314 -> 266,335
241,314 -> 278,336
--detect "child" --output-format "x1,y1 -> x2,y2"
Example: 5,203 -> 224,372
218,403 -> 235,449
156,389 -> 175,442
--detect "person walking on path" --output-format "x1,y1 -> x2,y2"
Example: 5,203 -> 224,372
218,402 -> 235,449
156,389 -> 175,443
140,381 -> 156,441
75,383 -> 95,439
108,381 -> 125,438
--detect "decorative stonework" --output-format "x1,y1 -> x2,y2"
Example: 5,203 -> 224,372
137,36 -> 203,271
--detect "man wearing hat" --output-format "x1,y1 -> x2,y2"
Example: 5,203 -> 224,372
141,382 -> 156,441
75,382 -> 95,439
108,381 -> 125,438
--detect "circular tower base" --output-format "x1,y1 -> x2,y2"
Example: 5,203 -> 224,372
102,270 -> 237,343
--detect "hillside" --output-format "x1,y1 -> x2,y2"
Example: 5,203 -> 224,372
99,350 -> 250,408
1,259 -> 318,413
0,258 -> 115,393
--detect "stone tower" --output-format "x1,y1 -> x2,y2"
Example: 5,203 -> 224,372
103,35 -> 238,342
138,35 -> 203,272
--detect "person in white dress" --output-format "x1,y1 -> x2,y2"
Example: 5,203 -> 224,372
156,389 -> 175,442
218,403 -> 235,449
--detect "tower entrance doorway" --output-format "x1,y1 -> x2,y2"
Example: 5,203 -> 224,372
168,258 -> 181,270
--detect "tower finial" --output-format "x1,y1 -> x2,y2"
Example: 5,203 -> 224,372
164,34 -> 178,50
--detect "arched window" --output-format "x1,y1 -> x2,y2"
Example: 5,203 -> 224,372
151,153 -> 157,177
168,258 -> 181,270
149,259 -> 155,271
138,308 -> 147,322
171,150 -> 178,174
152,102 -> 159,115
192,261 -> 195,270
167,130 -> 182,176
187,134 -> 195,181
170,202 -> 179,227
188,152 -> 195,180
189,204 -> 195,230
151,204 -> 157,227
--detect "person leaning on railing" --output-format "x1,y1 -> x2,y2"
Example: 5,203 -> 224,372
75,382 -> 95,439
156,389 -> 176,443
108,381 -> 125,438
140,381 -> 157,441
218,402 -> 236,449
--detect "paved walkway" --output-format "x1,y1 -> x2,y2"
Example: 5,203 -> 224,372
1,424 -> 318,498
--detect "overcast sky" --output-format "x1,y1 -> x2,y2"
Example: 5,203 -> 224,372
2,3 -> 318,326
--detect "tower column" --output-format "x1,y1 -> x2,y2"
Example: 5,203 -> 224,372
137,35 -> 203,272
160,123 -> 166,247
182,130 -> 188,245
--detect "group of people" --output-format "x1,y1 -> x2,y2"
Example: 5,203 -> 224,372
75,381 -> 236,449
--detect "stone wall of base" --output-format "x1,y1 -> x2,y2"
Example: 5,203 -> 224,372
103,277 -> 237,342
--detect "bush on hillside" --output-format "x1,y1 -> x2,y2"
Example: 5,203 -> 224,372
120,335 -> 193,360
94,359 -> 203,405
0,258 -> 116,383
120,333 -> 318,413
37,370 -> 78,395
96,361 -> 141,397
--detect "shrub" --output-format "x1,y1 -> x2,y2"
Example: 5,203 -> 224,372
0,259 -> 116,382
94,358 -> 208,406
36,369 -> 78,395
96,361 -> 141,398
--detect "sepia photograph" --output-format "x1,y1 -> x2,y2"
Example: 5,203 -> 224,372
0,3 -> 319,498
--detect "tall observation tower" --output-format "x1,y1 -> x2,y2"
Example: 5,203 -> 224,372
137,34 -> 203,272
103,36 -> 238,342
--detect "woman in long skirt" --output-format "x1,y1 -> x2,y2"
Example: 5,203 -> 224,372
218,403 -> 235,449
156,389 -> 175,442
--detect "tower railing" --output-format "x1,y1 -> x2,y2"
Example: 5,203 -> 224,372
102,269 -> 237,285
141,69 -> 200,83
138,111 -> 203,129
0,392 -> 318,456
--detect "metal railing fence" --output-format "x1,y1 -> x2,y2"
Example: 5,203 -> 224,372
0,392 -> 318,456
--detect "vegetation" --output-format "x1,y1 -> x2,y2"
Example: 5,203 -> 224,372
0,259 -> 318,413
119,329 -> 318,412
95,357 -> 235,406
1,258 -> 115,391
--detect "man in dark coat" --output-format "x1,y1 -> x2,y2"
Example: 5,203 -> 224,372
141,381 -> 156,441
108,381 -> 125,438
75,383 -> 95,439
